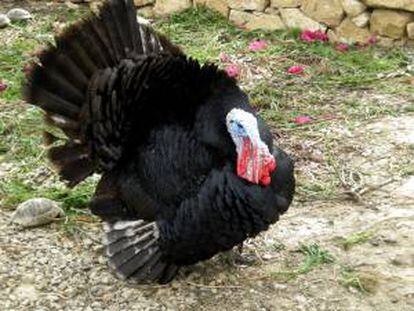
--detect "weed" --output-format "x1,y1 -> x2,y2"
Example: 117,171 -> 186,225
339,266 -> 379,293
270,243 -> 335,280
337,231 -> 375,251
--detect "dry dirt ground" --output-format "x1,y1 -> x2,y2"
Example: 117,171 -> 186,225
1,113 -> 413,311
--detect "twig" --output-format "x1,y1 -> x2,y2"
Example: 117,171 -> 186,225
253,249 -> 264,265
359,178 -> 396,195
186,282 -> 243,289
0,243 -> 33,250
70,226 -> 102,244
0,210 -> 11,217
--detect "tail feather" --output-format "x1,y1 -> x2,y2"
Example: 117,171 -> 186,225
48,144 -> 93,187
23,0 -> 182,186
58,158 -> 94,187
31,88 -> 80,119
103,220 -> 179,283
37,48 -> 90,90
44,115 -> 80,141
42,131 -> 60,146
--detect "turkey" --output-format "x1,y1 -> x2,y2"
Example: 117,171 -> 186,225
23,0 -> 295,283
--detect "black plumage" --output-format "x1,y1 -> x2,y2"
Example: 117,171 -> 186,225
23,0 -> 295,283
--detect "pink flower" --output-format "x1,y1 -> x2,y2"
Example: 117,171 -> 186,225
367,35 -> 377,45
300,30 -> 315,42
336,43 -> 349,52
248,39 -> 268,52
287,65 -> 305,75
300,29 -> 329,43
292,116 -> 312,124
219,52 -> 230,62
225,64 -> 240,78
0,82 -> 7,92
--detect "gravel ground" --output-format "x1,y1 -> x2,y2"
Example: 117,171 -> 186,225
1,116 -> 413,311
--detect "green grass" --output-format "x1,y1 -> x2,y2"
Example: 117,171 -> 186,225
337,231 -> 375,251
267,242 -> 378,293
339,266 -> 379,293
270,243 -> 335,280
0,5 -> 88,102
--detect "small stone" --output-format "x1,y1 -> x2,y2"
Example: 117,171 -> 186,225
272,283 -> 288,290
91,301 -> 102,308
280,8 -> 325,31
302,0 -> 345,27
395,176 -> 414,199
13,284 -> 39,302
136,15 -> 151,26
11,198 -> 65,228
229,10 -> 286,31
264,6 -> 279,15
327,29 -> 339,42
341,0 -> 366,17
7,8 -> 32,22
271,0 -> 301,8
134,0 -> 155,6
351,11 -> 370,28
0,14 -> 11,28
370,9 -> 414,39
407,22 -> 414,39
377,36 -> 395,47
228,0 -> 269,12
262,253 -> 273,260
154,0 -> 192,16
137,6 -> 155,19
383,237 -> 398,245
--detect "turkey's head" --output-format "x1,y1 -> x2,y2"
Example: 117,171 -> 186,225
226,108 -> 276,186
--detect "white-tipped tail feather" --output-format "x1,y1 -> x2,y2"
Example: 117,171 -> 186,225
103,220 -> 178,283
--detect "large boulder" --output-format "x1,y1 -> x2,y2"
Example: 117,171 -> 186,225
154,0 -> 192,16
302,0 -> 345,27
280,8 -> 325,31
270,0 -> 301,7
370,9 -> 414,39
227,0 -> 270,12
229,10 -> 286,31
335,18 -> 371,43
406,22 -> 414,39
194,0 -> 229,16
351,11 -> 370,28
340,0 -> 367,17
362,0 -> 414,13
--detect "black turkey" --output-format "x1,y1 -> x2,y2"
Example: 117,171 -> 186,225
23,0 -> 295,283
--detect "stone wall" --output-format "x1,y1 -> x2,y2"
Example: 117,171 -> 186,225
134,0 -> 414,46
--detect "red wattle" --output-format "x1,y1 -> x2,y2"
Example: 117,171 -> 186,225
237,138 -> 251,177
237,138 -> 277,186
259,154 -> 277,186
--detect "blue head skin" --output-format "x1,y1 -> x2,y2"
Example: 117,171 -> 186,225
226,108 -> 275,185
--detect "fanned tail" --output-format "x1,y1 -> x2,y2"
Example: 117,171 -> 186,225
103,220 -> 179,284
23,0 -> 181,186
